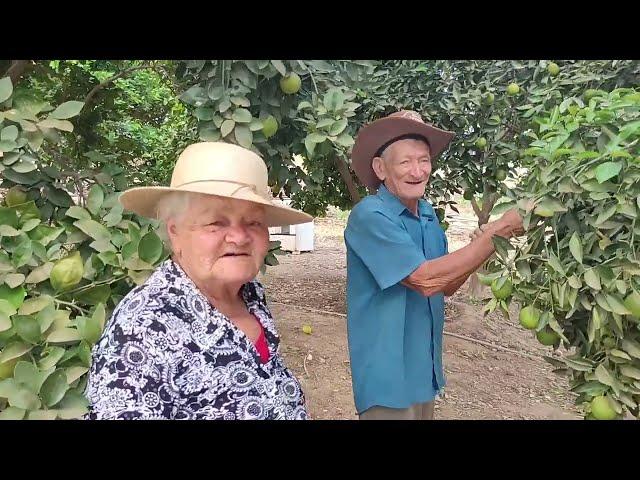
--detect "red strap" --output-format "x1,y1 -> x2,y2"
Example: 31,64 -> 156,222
254,323 -> 270,363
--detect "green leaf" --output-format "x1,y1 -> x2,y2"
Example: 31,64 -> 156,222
38,118 -> 74,132
21,218 -> 41,232
568,275 -> 583,289
13,239 -> 33,268
73,285 -> 110,306
270,60 -> 287,76
329,119 -> 348,136
93,303 -> 106,331
0,312 -> 10,332
0,224 -> 21,236
548,253 -> 566,276
44,186 -> 74,207
0,299 -> 17,316
569,232 -> 583,264
621,339 -> 640,359
0,77 -> 13,103
606,294 -> 632,316
11,159 -> 37,173
0,284 -> 26,310
37,347 -> 66,370
234,125 -> 253,149
87,185 -> 104,216
25,262 -> 53,283
14,361 -> 53,394
40,370 -> 69,407
323,88 -> 345,112
194,107 -> 215,121
491,201 -> 516,216
610,349 -> 632,361
220,119 -> 235,138
0,341 -> 33,363
1,125 -> 19,142
230,96 -> 250,107
14,315 -> 42,344
26,410 -> 58,420
65,366 -> 88,384
138,231 -> 163,264
49,101 -> 84,120
46,327 -> 82,344
73,219 -> 111,242
218,98 -> 231,113
308,132 -> 327,144
595,162 -> 622,183
56,389 -> 89,419
335,134 -> 354,147
75,315 -> 102,345
0,406 -> 26,420
584,269 -> 601,290
620,365 -> 640,380
91,239 -> 117,253
65,206 -> 91,220
305,137 -> 316,157
4,273 -> 25,288
18,295 -> 53,315
594,364 -> 617,388
316,118 -> 334,129
36,305 -> 56,333
0,207 -> 18,228
231,108 -> 252,123
7,384 -> 40,410
29,225 -> 64,246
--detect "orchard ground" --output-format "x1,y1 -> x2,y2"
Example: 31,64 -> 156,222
261,197 -> 583,420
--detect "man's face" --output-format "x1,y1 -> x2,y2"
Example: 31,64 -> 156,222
372,138 -> 432,202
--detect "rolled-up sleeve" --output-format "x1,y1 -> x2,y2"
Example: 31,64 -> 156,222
345,208 -> 426,291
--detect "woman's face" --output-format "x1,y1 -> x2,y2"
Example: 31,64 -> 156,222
167,194 -> 269,290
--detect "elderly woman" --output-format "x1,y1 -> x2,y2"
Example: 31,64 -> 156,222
85,142 -> 312,420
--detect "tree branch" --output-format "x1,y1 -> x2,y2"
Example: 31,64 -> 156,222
333,155 -> 362,205
84,63 -> 152,106
3,60 -> 34,86
470,196 -> 482,219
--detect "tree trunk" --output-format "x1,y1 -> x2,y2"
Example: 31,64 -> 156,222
3,60 -> 34,86
334,156 -> 361,205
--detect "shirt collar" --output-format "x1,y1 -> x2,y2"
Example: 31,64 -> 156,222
377,184 -> 435,220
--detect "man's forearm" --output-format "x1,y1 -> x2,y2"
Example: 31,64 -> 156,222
404,221 -> 509,297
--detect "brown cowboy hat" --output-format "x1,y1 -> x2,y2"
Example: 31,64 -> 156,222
351,110 -> 455,190
119,142 -> 313,227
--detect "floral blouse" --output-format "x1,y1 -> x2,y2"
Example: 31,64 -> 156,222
85,260 -> 308,420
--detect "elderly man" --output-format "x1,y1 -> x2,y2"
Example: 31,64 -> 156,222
345,111 -> 523,420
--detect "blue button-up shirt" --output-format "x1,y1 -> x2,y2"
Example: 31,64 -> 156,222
344,184 -> 449,414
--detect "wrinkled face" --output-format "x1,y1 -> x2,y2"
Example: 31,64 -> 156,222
372,138 -> 432,201
167,194 -> 269,289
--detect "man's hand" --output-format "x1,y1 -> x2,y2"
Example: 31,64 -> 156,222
497,208 -> 525,237
469,209 -> 524,242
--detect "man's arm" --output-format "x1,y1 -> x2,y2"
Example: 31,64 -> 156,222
402,209 -> 523,297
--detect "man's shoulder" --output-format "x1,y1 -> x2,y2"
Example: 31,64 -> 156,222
348,194 -> 391,224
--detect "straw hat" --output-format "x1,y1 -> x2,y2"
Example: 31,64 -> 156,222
119,142 -> 313,227
351,110 -> 455,190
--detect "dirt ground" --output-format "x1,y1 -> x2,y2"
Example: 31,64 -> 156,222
261,202 -> 582,420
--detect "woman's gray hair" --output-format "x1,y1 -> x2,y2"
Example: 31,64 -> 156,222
156,191 -> 198,252
157,191 -> 196,224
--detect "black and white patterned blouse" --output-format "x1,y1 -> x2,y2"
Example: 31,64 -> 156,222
85,260 -> 308,420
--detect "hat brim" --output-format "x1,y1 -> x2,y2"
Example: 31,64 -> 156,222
119,183 -> 313,228
351,117 -> 455,190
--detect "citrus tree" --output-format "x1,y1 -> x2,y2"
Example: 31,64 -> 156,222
0,77 -> 167,419
176,60 -> 379,217
483,87 -> 640,419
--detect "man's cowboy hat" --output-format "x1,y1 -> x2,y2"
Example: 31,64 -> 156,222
119,142 -> 313,227
351,110 -> 455,190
